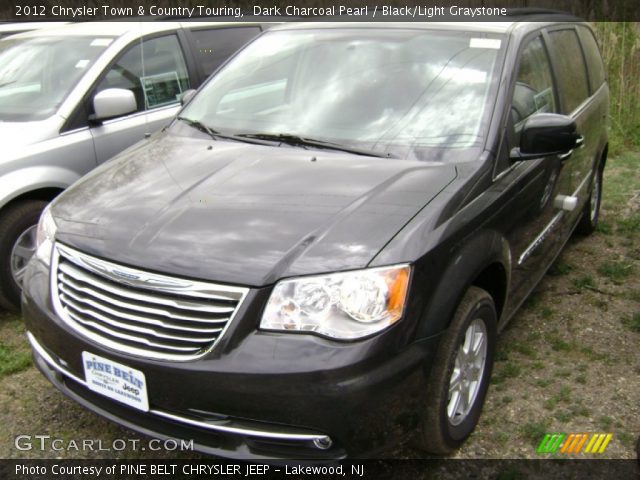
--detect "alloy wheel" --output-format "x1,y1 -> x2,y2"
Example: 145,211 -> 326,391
447,318 -> 488,426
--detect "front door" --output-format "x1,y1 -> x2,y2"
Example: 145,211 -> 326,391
499,34 -> 580,304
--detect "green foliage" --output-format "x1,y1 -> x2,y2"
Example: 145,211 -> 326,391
492,362 -> 521,384
535,378 -> 554,387
622,311 -> 640,332
571,274 -> 595,291
512,341 -> 536,357
598,415 -> 614,429
548,259 -> 574,276
0,343 -> 32,377
550,338 -> 571,352
575,373 -> 587,384
597,260 -> 634,284
617,212 -> 640,235
593,23 -> 640,152
520,421 -> 549,445
618,431 -> 635,446
596,220 -> 613,235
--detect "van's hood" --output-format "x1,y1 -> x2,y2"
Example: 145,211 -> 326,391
53,131 -> 457,286
0,116 -> 61,154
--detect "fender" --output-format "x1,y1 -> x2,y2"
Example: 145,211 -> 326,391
0,167 -> 81,210
415,229 -> 511,340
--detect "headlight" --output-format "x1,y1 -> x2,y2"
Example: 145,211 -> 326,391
35,205 -> 57,265
260,264 -> 411,340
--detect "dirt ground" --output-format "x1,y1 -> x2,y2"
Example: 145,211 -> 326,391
0,153 -> 638,460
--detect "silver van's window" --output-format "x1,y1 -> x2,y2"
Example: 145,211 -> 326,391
181,29 -> 502,155
95,34 -> 190,114
0,36 -> 111,121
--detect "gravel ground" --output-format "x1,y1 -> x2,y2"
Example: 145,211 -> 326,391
0,153 -> 638,460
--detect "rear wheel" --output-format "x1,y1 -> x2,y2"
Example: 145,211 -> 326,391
0,200 -> 48,312
417,286 -> 497,455
575,166 -> 603,236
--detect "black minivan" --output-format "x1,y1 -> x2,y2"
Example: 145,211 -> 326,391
23,19 -> 608,459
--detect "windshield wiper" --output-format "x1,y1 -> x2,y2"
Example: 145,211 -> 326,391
236,133 -> 396,158
177,116 -> 220,140
177,122 -> 396,157
177,117 -> 275,146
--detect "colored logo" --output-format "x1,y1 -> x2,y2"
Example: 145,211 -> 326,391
536,433 -> 613,455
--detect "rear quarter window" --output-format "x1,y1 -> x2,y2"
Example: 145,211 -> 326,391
577,26 -> 606,92
548,29 -> 590,113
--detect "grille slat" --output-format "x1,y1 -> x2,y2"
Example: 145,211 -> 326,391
53,244 -> 249,361
58,261 -> 237,315
58,279 -> 227,333
65,308 -> 201,353
60,294 -> 221,343
58,243 -> 244,303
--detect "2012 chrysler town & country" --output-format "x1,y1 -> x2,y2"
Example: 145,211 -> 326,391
23,20 -> 609,459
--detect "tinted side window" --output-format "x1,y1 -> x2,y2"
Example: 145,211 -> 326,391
577,26 -> 606,92
548,29 -> 590,113
96,35 -> 190,114
512,36 -> 557,126
190,27 -> 261,77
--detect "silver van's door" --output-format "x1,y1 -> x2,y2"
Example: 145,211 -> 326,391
89,34 -> 191,164
90,105 -> 179,164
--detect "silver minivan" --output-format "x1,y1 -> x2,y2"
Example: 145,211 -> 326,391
0,21 -> 265,310
0,22 -> 69,39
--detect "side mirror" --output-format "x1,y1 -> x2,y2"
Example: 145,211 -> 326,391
93,88 -> 137,121
510,113 -> 580,161
180,89 -> 197,106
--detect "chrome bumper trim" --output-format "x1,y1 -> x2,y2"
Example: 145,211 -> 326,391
27,331 -> 331,445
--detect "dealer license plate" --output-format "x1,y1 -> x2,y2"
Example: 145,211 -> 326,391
82,352 -> 149,412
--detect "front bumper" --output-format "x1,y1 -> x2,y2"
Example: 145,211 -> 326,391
23,256 -> 440,459
28,331 -> 335,459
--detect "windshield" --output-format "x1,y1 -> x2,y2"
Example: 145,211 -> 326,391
181,28 -> 503,158
0,35 -> 112,121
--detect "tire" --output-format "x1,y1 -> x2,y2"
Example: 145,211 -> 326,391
417,286 -> 497,455
0,200 -> 48,312
575,165 -> 603,236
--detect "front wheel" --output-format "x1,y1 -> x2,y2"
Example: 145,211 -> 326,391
0,200 -> 48,312
417,286 -> 497,455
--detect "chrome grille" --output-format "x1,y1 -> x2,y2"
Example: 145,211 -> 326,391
52,243 -> 248,361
